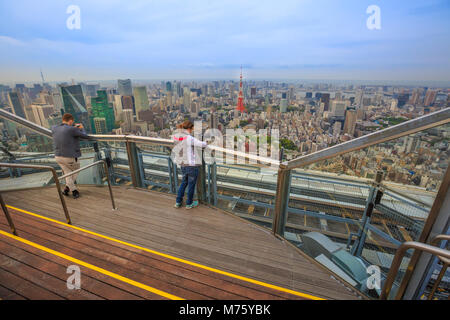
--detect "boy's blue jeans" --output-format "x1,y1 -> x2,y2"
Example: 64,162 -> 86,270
176,166 -> 199,206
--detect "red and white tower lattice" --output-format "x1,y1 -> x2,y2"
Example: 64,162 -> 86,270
236,66 -> 246,113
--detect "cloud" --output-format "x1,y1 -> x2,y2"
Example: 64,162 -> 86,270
0,35 -> 25,46
0,0 -> 449,82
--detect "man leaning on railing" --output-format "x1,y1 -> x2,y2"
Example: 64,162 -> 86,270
51,113 -> 91,199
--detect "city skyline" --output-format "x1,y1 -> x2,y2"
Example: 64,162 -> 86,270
1,0 -> 450,83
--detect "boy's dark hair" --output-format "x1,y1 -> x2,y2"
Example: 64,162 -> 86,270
181,120 -> 194,130
62,113 -> 74,122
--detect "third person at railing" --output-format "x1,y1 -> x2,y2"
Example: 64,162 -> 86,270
52,113 -> 91,199
172,120 -> 207,210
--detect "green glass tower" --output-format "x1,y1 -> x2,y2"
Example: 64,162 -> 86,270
90,90 -> 115,134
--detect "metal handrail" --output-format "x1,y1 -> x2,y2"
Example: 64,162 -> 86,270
3,107 -> 447,170
0,160 -> 117,236
379,240 -> 450,299
427,234 -> 450,300
0,108 -> 279,166
431,234 -> 450,264
0,163 -> 71,229
59,160 -> 116,211
431,234 -> 450,246
284,108 -> 450,170
272,107 -> 449,235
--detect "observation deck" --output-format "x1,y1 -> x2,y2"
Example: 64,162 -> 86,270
0,107 -> 449,300
0,185 -> 360,300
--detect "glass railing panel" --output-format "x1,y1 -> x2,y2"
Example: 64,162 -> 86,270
96,140 -> 131,186
135,143 -> 172,193
207,162 -> 278,230
0,116 -> 57,191
0,114 -> 124,191
282,122 -> 449,299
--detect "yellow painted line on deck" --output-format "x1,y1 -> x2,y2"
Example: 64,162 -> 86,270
6,204 -> 325,300
0,229 -> 183,300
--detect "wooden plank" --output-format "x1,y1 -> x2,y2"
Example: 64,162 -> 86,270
0,239 -> 150,300
0,236 -> 164,300
5,190 -> 315,271
0,284 -> 26,300
2,214 -> 293,300
3,212 -> 307,300
0,252 -> 102,300
0,267 -> 63,300
1,215 -> 292,300
1,186 -> 360,300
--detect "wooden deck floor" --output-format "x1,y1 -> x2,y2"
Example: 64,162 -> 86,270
0,185 -> 362,300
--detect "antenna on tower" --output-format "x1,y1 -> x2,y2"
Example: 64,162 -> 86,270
40,68 -> 45,84
236,65 -> 246,113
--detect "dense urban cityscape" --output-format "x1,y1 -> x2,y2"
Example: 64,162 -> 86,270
0,0 -> 449,304
0,73 -> 448,191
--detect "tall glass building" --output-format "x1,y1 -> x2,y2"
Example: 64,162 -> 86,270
90,90 -> 115,134
59,84 -> 90,131
133,86 -> 149,121
7,92 -> 26,119
118,79 -> 132,96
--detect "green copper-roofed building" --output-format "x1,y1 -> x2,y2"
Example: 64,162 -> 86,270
90,90 -> 115,134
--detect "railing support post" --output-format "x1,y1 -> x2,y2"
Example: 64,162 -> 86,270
196,152 -> 207,203
206,164 -> 211,204
354,170 -> 384,257
126,141 -> 144,188
0,193 -> 17,235
167,157 -> 175,193
212,162 -> 217,206
272,167 -> 292,236
102,161 -> 117,210
50,168 -> 72,225
380,241 -> 450,299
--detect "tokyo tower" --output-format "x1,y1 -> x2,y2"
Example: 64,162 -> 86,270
236,66 -> 246,113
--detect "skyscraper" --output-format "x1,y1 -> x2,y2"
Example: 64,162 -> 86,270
321,93 -> 330,111
183,87 -> 191,112
118,79 -> 133,96
355,89 -> 364,109
424,89 -> 438,107
90,90 -> 115,133
113,94 -> 123,120
166,81 -> 172,93
280,98 -> 288,113
176,81 -> 182,98
30,104 -> 55,128
85,84 -> 100,97
210,110 -> 218,129
59,84 -> 89,129
122,109 -> 134,132
397,93 -> 409,107
121,95 -> 135,114
133,86 -> 150,121
330,100 -> 346,118
409,88 -> 422,106
343,109 -> 357,136
8,92 -> 26,119
93,117 -> 108,134
288,86 -> 294,102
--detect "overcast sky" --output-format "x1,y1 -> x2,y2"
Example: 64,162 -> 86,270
0,0 -> 449,83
